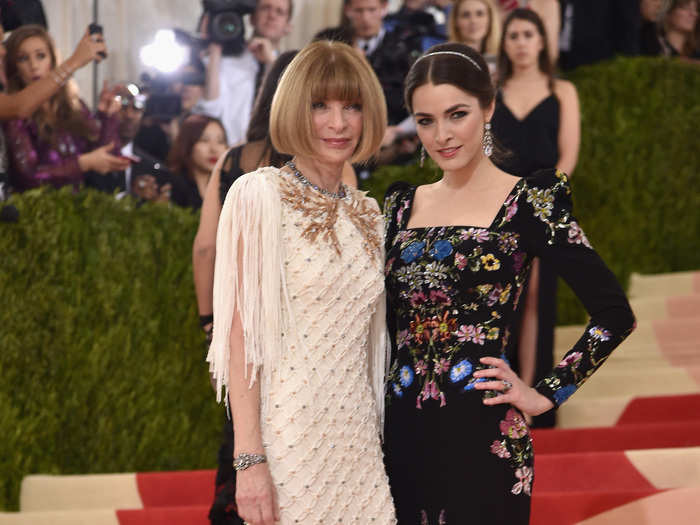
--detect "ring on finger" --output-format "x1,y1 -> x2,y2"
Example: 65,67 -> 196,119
502,379 -> 513,392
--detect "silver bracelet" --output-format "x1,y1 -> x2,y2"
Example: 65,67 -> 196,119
233,452 -> 267,471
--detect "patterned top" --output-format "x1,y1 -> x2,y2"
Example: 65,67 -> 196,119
3,101 -> 120,192
383,169 -> 636,411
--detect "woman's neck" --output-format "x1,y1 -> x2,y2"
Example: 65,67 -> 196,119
291,155 -> 344,194
464,38 -> 484,53
665,28 -> 687,54
440,152 -> 495,191
509,63 -> 545,83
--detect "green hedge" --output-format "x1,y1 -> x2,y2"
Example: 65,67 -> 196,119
362,57 -> 700,324
0,57 -> 698,510
0,190 -> 223,510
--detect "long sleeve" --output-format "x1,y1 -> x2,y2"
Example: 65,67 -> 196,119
207,167 -> 285,412
522,170 -> 636,407
4,119 -> 82,191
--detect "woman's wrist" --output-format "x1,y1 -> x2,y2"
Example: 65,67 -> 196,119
77,152 -> 92,172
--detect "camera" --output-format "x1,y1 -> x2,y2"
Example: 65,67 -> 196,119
202,0 -> 256,52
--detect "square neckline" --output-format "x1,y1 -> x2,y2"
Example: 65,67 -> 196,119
401,177 -> 525,233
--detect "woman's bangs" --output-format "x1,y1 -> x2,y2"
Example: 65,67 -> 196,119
309,58 -> 362,104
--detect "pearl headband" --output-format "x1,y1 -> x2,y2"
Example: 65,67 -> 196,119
414,50 -> 483,72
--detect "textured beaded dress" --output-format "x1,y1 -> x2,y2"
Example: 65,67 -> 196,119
208,167 -> 396,524
382,171 -> 635,524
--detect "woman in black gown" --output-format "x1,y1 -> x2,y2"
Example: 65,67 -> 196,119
490,9 -> 581,427
383,42 -> 634,524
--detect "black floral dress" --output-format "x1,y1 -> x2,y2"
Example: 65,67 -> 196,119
383,170 -> 635,525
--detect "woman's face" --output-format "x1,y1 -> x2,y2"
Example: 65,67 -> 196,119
503,19 -> 543,69
15,36 -> 53,86
456,0 -> 490,46
667,1 -> 699,33
412,82 -> 491,174
641,0 -> 664,22
190,121 -> 227,174
309,99 -> 363,165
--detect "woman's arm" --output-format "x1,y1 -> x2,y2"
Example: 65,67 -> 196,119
193,155 -> 225,325
0,29 -> 106,121
555,79 -> 580,176
529,0 -> 561,65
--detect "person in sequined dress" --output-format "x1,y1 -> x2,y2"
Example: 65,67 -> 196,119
207,41 -> 396,525
382,42 -> 635,524
3,25 -> 127,192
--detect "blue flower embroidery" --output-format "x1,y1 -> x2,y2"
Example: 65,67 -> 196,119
392,383 -> 403,398
553,384 -> 577,404
399,365 -> 415,387
449,359 -> 472,383
401,241 -> 426,263
429,240 -> 453,261
464,377 -> 487,391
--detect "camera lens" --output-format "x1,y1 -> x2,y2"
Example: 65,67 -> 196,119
211,12 -> 243,43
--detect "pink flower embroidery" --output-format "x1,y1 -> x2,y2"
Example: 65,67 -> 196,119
557,351 -> 583,368
455,324 -> 486,345
490,440 -> 512,459
410,291 -> 428,307
511,466 -> 533,496
499,408 -> 529,439
429,289 -> 451,306
461,227 -> 490,243
567,221 -> 592,248
434,358 -> 450,375
454,252 -> 468,270
397,329 -> 411,350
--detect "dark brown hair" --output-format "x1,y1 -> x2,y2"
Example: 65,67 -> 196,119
167,114 -> 226,179
497,8 -> 553,88
245,50 -> 297,168
4,25 -> 96,143
664,0 -> 699,57
404,42 -> 495,114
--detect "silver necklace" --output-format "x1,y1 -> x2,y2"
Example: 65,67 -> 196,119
285,160 -> 347,199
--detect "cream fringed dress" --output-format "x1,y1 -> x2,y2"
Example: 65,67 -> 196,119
207,166 -> 396,524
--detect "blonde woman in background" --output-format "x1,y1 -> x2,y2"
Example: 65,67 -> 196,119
449,0 -> 502,72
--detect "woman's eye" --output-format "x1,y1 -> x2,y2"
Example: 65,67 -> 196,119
345,103 -> 362,111
37,52 -> 46,59
451,111 -> 468,120
416,118 -> 433,127
311,101 -> 326,110
523,31 -> 534,38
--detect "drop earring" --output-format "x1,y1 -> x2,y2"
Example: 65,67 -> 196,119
420,146 -> 426,167
482,122 -> 493,157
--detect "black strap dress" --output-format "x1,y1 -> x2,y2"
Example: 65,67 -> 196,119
491,91 -> 561,427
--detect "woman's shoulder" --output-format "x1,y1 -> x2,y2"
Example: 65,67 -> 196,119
553,78 -> 578,100
225,166 -> 282,201
383,180 -> 415,210
526,168 -> 570,191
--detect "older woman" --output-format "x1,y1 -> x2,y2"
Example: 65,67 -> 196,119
207,41 -> 396,525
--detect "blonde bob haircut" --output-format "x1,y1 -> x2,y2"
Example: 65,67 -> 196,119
270,40 -> 387,164
449,0 -> 502,56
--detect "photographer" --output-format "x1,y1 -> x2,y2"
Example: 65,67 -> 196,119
194,0 -> 293,146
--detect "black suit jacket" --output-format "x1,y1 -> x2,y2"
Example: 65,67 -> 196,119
559,0 -> 641,71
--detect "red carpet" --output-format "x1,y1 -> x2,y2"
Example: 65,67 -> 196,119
615,393 -> 700,425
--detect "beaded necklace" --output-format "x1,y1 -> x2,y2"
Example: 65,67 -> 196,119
285,160 -> 347,200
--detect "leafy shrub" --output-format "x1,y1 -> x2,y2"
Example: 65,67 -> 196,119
0,189 -> 223,510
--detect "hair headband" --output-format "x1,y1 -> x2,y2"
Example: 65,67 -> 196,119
414,50 -> 483,71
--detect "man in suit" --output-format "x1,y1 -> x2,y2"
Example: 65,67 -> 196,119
85,86 -> 173,201
558,0 -> 641,71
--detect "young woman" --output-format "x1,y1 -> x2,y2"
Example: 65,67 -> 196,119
382,42 -> 634,524
167,114 -> 227,209
3,25 -> 128,192
208,41 -> 395,525
448,0 -> 501,58
490,9 -> 580,425
660,0 -> 699,58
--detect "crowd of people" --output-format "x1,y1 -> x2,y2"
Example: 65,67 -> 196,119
1,1 -> 696,524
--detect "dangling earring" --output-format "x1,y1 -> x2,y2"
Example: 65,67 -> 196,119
482,122 -> 493,157
420,146 -> 426,167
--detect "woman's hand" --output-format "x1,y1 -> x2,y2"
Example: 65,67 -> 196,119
67,28 -> 108,69
235,462 -> 280,525
97,81 -> 122,116
78,142 -> 130,174
474,357 -> 554,416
